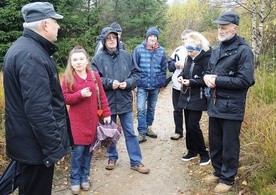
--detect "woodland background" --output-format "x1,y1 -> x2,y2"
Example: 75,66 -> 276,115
0,0 -> 275,193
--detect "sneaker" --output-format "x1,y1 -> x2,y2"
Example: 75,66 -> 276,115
170,133 -> 183,140
146,126 -> 157,138
81,181 -> 90,191
203,174 -> 219,185
71,185 -> 80,195
199,156 -> 211,166
181,152 -> 197,161
105,160 -> 116,170
138,134 -> 147,143
131,163 -> 150,174
214,183 -> 232,193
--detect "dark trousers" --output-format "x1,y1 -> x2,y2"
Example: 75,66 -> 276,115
208,117 -> 242,185
172,88 -> 184,136
18,163 -> 54,195
184,109 -> 208,157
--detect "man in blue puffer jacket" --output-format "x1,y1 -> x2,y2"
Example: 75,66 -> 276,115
133,27 -> 167,143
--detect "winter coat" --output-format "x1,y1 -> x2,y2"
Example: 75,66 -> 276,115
3,28 -> 72,167
91,28 -> 140,115
178,50 -> 211,111
62,70 -> 111,145
205,35 -> 255,121
133,41 -> 167,89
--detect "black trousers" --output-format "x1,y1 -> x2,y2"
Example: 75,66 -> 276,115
172,88 -> 184,136
208,117 -> 242,185
184,109 -> 208,157
18,163 -> 54,195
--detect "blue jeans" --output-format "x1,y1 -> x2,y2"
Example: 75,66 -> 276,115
107,112 -> 142,166
137,88 -> 160,134
70,145 -> 93,185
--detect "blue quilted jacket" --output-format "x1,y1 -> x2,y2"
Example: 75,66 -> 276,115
133,41 -> 167,89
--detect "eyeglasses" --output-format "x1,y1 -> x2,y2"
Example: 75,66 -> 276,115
106,34 -> 117,41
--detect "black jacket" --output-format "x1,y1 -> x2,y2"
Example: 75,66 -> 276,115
205,35 -> 255,121
178,50 -> 211,111
91,28 -> 140,114
3,29 -> 72,167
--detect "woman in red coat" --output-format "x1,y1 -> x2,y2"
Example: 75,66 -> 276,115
61,46 -> 111,194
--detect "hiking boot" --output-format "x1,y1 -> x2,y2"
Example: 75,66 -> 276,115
138,134 -> 147,143
131,164 -> 150,174
214,183 -> 232,193
71,185 -> 80,195
170,133 -> 183,140
105,160 -> 116,170
203,174 -> 219,185
199,155 -> 211,166
181,152 -> 197,161
146,126 -> 157,138
81,181 -> 90,191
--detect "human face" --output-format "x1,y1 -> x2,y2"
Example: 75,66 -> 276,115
71,52 -> 88,73
43,19 -> 61,42
117,32 -> 122,39
181,34 -> 189,44
105,33 -> 117,50
147,35 -> 158,46
217,23 -> 238,42
187,50 -> 200,58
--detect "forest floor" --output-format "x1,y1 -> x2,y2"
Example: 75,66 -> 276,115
51,86 -> 251,195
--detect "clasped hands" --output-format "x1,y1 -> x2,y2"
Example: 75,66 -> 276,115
177,76 -> 190,86
113,80 -> 127,90
203,75 -> 217,88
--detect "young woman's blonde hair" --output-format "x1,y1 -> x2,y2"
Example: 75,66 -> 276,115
64,46 -> 90,90
185,31 -> 210,52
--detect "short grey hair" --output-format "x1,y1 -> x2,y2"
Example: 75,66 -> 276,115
23,19 -> 45,30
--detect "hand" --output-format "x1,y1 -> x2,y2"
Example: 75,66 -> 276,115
182,79 -> 190,86
103,116 -> 111,124
175,61 -> 184,69
177,76 -> 183,83
119,82 -> 127,89
81,87 -> 92,97
203,75 -> 217,88
112,80 -> 120,89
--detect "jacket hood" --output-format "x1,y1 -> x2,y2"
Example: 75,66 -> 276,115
100,27 -> 119,51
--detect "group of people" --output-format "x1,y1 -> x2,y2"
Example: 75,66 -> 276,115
2,1 -> 255,195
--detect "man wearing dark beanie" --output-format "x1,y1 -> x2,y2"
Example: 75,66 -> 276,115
203,11 -> 255,193
133,27 -> 167,143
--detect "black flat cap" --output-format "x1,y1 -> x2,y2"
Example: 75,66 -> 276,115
213,12 -> 240,26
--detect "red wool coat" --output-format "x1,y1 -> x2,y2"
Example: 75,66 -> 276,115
62,70 -> 111,145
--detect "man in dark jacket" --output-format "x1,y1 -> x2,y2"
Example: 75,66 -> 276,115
203,12 -> 255,193
92,27 -> 150,174
94,22 -> 125,56
3,2 -> 72,194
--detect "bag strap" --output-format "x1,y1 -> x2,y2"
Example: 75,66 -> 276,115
91,71 -> 102,110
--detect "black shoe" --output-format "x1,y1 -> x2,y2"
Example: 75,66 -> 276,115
181,152 -> 197,162
200,156 -> 211,166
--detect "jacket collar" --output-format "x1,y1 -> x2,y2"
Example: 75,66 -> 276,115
74,69 -> 93,84
23,28 -> 58,56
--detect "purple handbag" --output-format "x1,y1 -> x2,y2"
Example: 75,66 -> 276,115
90,71 -> 122,152
90,121 -> 122,152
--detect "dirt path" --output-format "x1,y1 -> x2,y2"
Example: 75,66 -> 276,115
52,86 -> 214,195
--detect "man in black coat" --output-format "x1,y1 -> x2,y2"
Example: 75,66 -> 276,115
203,12 -> 255,193
3,2 -> 72,194
92,27 -> 150,174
